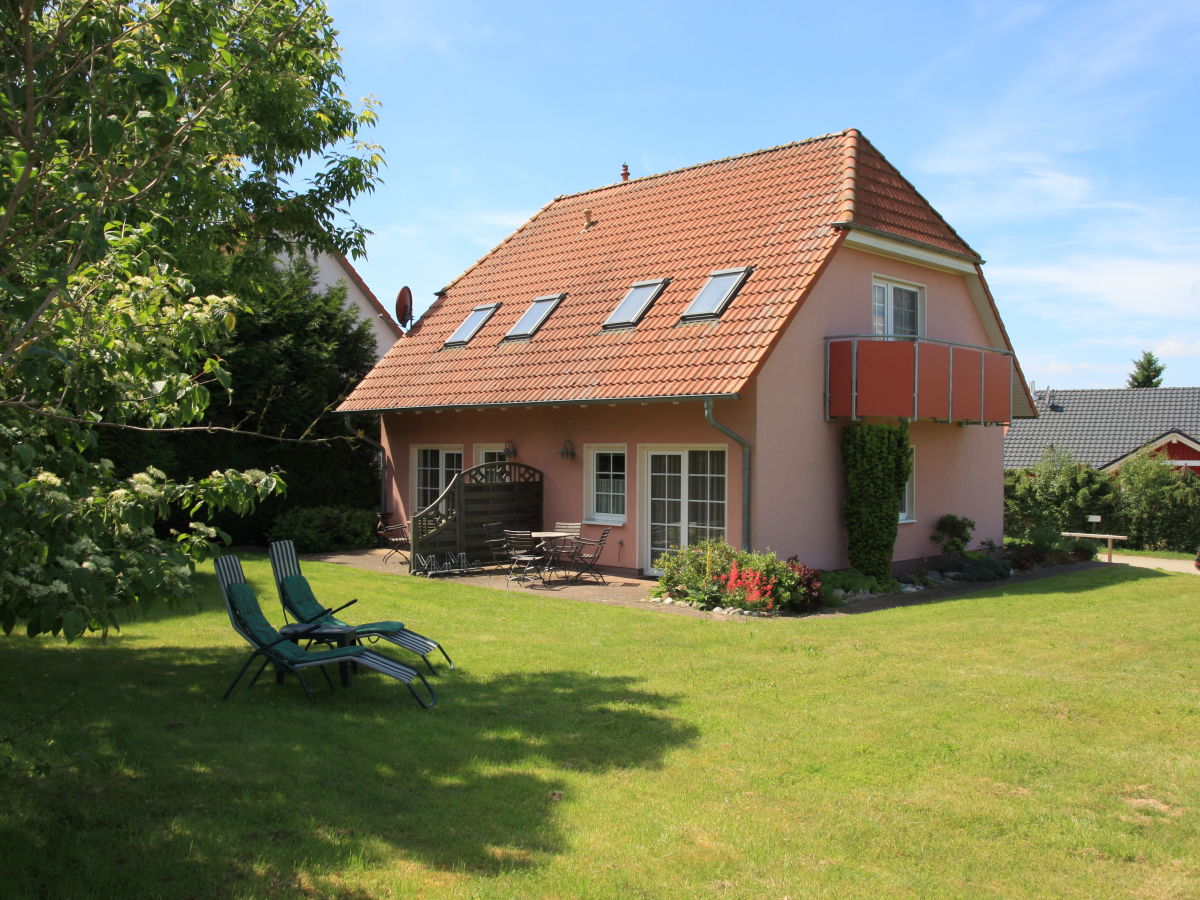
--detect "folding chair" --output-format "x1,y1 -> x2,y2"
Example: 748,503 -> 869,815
569,527 -> 611,584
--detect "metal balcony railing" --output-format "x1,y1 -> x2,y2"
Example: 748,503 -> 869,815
825,335 -> 1014,424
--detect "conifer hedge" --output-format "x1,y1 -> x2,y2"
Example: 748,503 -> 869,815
841,422 -> 912,578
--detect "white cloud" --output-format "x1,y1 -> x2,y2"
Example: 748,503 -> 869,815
994,257 -> 1200,319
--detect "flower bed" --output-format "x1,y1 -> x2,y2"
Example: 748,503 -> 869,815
651,540 -> 822,614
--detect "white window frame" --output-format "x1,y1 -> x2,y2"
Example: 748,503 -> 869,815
872,276 -> 925,338
473,444 -> 507,466
411,445 -> 463,513
899,447 -> 916,523
584,444 -> 628,525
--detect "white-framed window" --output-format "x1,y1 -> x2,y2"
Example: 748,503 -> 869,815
872,277 -> 924,338
899,448 -> 916,523
413,446 -> 462,512
474,444 -> 507,466
584,445 -> 627,524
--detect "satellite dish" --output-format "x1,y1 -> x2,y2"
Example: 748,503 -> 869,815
394,285 -> 413,329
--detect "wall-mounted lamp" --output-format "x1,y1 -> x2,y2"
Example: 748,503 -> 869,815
559,439 -> 576,460
503,440 -> 518,459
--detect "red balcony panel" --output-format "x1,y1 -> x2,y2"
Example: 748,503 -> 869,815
951,347 -> 982,421
828,340 -> 853,418
856,341 -> 916,417
916,342 -> 950,420
982,351 -> 1012,423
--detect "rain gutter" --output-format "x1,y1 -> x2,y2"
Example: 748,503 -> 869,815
703,397 -> 751,551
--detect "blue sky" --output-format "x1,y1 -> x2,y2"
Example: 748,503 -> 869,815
323,0 -> 1200,389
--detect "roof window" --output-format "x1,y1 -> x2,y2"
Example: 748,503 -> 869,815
504,294 -> 564,340
681,267 -> 752,321
603,279 -> 669,329
444,303 -> 499,346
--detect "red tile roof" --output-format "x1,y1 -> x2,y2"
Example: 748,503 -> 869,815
340,130 -> 982,412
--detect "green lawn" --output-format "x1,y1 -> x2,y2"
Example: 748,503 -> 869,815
3,559 -> 1198,899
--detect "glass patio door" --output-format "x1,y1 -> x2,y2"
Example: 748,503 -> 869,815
646,449 -> 726,573
415,448 -> 462,513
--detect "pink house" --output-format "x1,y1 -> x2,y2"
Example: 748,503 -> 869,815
340,130 -> 1036,575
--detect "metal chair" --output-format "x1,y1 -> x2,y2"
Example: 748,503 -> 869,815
482,521 -> 508,567
376,520 -> 410,564
569,527 -> 611,584
504,530 -> 544,585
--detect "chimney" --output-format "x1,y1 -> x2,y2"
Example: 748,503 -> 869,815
620,163 -> 630,182
582,208 -> 595,229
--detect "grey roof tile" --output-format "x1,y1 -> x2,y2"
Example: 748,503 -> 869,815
1003,387 -> 1200,469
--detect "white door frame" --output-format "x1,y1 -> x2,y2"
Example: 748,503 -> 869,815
638,443 -> 727,574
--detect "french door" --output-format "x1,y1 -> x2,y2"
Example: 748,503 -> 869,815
415,447 -> 462,513
645,448 -> 726,573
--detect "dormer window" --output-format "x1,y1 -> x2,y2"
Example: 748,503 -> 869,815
681,267 -> 752,321
504,294 -> 564,340
603,279 -> 669,329
444,303 -> 499,347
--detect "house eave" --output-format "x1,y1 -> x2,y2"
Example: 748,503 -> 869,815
832,223 -> 983,272
339,392 -> 743,416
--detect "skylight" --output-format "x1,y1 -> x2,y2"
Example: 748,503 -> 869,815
504,294 -> 564,340
603,279 -> 669,329
444,303 -> 499,346
681,267 -> 752,320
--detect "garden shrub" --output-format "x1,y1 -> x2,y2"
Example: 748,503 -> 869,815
931,514 -> 975,558
820,568 -> 898,596
842,422 -> 911,579
960,552 -> 1010,582
267,506 -> 378,552
652,540 -> 823,613
1004,447 -> 1116,539
1112,449 -> 1200,552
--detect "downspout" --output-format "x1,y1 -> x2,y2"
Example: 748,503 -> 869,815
703,398 -> 751,551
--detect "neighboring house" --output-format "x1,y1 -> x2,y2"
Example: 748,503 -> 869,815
340,129 -> 1035,575
1004,387 -> 1200,473
308,250 -> 402,360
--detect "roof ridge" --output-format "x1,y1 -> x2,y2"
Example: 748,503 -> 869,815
554,129 -> 855,202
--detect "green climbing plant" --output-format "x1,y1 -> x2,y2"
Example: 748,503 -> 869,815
842,422 -> 912,579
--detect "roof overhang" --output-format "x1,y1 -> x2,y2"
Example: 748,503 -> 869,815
338,392 -> 742,416
833,223 -> 983,274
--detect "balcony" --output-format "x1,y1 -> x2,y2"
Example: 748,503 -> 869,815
825,335 -> 1014,424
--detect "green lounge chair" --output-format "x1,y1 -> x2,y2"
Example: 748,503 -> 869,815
267,540 -> 453,675
214,555 -> 437,707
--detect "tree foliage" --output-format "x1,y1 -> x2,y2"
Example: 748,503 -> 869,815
1004,447 -> 1117,537
1127,350 -> 1165,388
841,422 -> 911,579
1005,447 -> 1200,552
0,1 -> 382,638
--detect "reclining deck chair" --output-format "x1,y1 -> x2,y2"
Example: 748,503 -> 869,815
267,540 -> 453,675
214,555 -> 436,707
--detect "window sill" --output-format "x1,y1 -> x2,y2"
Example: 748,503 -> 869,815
898,517 -> 917,525
583,517 -> 625,527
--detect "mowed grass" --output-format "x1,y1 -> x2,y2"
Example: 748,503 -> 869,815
2,560 -> 1198,899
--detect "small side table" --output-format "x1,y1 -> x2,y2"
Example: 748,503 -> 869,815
280,622 -> 358,686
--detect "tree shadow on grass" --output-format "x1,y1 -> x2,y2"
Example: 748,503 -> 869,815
0,641 -> 698,897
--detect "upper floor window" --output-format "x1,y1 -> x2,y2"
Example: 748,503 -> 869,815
505,294 -> 564,340
445,304 -> 499,347
603,279 -> 669,329
872,279 -> 922,337
681,267 -> 752,321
